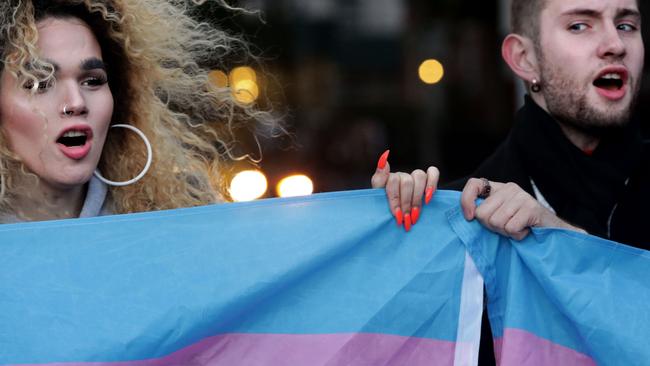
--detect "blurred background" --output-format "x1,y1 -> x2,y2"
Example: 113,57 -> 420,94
198,0 -> 650,201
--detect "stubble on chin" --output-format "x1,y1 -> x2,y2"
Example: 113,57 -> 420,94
538,59 -> 637,137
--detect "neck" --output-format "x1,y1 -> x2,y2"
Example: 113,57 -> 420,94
11,176 -> 86,222
556,123 -> 600,152
529,92 -> 600,152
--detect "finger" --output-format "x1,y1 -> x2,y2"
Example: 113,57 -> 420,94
482,184 -> 527,234
424,166 -> 440,205
398,173 -> 414,231
370,150 -> 391,188
399,172 -> 415,215
410,169 -> 427,224
460,178 -> 485,220
505,212 -> 532,241
504,194 -> 542,240
385,173 -> 402,225
485,201 -> 518,237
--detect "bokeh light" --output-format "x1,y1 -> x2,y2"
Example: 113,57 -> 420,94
208,70 -> 229,88
230,66 -> 257,84
230,170 -> 268,202
277,175 -> 314,197
418,59 -> 444,84
232,79 -> 260,104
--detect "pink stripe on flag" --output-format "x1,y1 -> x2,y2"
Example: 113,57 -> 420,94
494,328 -> 596,366
12,333 -> 458,366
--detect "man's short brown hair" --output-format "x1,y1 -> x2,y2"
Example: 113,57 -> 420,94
510,0 -> 546,41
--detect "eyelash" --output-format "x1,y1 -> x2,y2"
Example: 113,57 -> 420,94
617,23 -> 638,32
22,74 -> 108,93
23,79 -> 53,93
569,23 -> 589,32
568,22 -> 639,33
82,75 -> 108,87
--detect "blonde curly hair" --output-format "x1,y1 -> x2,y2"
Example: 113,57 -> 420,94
0,0 -> 279,214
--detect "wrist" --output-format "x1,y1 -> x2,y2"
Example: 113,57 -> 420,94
540,210 -> 586,234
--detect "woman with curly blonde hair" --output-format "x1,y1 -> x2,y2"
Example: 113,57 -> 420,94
0,0 -> 279,222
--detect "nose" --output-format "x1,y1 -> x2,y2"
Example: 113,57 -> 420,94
597,23 -> 626,60
60,81 -> 88,117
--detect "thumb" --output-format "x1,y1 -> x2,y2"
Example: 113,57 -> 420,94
371,150 -> 390,188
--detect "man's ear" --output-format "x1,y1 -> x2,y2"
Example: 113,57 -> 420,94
501,34 -> 539,82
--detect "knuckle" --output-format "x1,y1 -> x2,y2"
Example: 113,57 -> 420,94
487,215 -> 501,228
504,182 -> 519,190
387,173 -> 399,185
412,169 -> 426,179
400,175 -> 414,189
504,220 -> 518,234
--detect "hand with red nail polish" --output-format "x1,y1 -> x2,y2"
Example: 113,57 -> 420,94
370,150 -> 441,232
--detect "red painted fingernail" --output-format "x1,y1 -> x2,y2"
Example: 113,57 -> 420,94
395,208 -> 403,226
425,187 -> 434,205
404,213 -> 412,232
377,149 -> 390,170
412,206 -> 420,225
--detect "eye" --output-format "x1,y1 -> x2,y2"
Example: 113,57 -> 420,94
81,74 -> 108,88
617,23 -> 638,32
23,78 -> 53,93
568,23 -> 589,32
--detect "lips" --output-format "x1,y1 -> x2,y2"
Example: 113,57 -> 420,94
56,126 -> 93,160
592,66 -> 628,101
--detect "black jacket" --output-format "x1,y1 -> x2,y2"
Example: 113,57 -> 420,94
447,96 -> 649,250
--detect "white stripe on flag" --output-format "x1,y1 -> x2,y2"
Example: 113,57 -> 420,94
453,252 -> 484,366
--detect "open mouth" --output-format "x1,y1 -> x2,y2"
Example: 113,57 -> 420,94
593,73 -> 625,91
57,130 -> 89,147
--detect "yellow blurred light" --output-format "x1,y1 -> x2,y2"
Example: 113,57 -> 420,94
208,70 -> 229,88
232,79 -> 260,104
230,66 -> 257,84
229,170 -> 268,202
418,59 -> 444,84
277,175 -> 314,198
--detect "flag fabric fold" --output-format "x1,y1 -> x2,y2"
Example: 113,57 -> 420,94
0,190 -> 482,366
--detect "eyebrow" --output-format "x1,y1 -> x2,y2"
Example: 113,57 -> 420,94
43,57 -> 107,72
561,7 -> 641,21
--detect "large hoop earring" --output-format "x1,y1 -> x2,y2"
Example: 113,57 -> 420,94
93,124 -> 153,187
531,78 -> 542,93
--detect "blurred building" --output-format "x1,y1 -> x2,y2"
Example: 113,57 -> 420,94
200,0 -> 650,195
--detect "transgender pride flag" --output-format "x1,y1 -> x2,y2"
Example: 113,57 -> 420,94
0,190 -> 482,365
1,189 -> 649,365
449,208 -> 650,365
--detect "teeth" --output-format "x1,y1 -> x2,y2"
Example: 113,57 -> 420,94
601,73 -> 622,80
62,130 -> 87,138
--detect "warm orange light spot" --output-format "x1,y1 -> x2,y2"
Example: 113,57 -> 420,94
232,79 -> 260,104
229,170 -> 268,202
418,59 -> 444,84
208,70 -> 229,88
277,175 -> 314,197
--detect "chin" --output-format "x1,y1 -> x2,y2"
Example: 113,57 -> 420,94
48,170 -> 96,190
